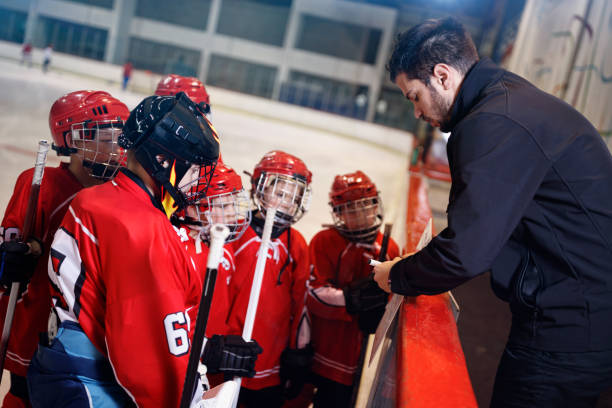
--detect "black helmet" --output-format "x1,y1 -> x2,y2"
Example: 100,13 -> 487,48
119,92 -> 219,217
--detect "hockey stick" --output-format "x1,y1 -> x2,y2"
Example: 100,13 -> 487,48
0,140 -> 50,376
230,207 -> 277,408
180,224 -> 230,408
350,223 -> 393,407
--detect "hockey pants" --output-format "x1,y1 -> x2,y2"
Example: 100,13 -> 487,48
26,321 -> 134,407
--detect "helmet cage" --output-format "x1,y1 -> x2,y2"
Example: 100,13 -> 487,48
70,119 -> 126,181
331,195 -> 383,242
194,189 -> 251,243
171,161 -> 217,209
254,173 -> 311,227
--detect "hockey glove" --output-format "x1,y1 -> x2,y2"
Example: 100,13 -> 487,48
280,344 -> 313,400
357,307 -> 385,334
0,241 -> 37,289
343,275 -> 388,315
202,335 -> 263,378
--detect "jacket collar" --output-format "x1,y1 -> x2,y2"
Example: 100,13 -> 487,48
443,58 -> 504,132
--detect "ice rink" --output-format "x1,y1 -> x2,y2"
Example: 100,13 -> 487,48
0,57 -> 410,398
0,57 -> 411,398
0,58 -> 409,244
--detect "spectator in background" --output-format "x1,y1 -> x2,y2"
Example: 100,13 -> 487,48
122,61 -> 133,90
42,44 -> 52,73
21,42 -> 32,67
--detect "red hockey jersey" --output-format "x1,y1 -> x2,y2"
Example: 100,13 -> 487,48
181,228 -> 235,337
0,162 -> 82,376
48,170 -> 204,407
227,224 -> 310,390
307,228 -> 399,385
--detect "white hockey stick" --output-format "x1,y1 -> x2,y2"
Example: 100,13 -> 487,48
180,224 -> 230,408
0,140 -> 49,376
230,207 -> 277,408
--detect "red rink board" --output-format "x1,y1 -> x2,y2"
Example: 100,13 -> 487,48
396,168 -> 477,407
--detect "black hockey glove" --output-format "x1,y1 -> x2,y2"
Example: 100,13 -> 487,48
280,344 -> 313,400
357,307 -> 385,334
0,241 -> 37,289
343,275 -> 388,315
202,335 -> 263,378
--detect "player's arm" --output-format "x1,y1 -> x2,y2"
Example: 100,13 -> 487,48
281,232 -> 313,400
288,232 -> 310,349
306,233 -> 352,322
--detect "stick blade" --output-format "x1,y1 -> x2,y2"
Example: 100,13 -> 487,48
200,381 -> 239,408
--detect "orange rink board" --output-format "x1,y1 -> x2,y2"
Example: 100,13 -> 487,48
396,168 -> 477,407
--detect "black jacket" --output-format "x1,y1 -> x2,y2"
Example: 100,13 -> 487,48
390,58 -> 612,351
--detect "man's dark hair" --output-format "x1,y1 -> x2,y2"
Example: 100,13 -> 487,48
387,17 -> 479,84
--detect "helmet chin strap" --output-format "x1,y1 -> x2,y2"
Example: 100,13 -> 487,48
52,144 -> 77,156
82,161 -> 107,177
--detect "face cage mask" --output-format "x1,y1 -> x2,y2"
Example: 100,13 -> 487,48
193,189 -> 251,243
71,120 -> 126,181
174,162 -> 217,208
254,173 -> 311,227
331,196 -> 384,243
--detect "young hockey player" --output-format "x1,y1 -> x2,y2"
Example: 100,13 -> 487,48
0,90 -> 129,407
155,74 -> 220,162
174,162 -> 252,390
307,170 -> 399,407
176,162 -> 251,338
227,151 -> 313,407
26,93 -> 261,407
155,74 -> 211,118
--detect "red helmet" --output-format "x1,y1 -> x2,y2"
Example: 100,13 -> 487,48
49,90 -> 129,154
330,170 -> 377,206
204,163 -> 243,197
329,171 -> 383,242
251,151 -> 312,226
189,163 -> 251,242
155,74 -> 210,106
49,90 -> 130,180
252,150 -> 312,185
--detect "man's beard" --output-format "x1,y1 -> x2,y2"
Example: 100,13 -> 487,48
428,85 -> 453,129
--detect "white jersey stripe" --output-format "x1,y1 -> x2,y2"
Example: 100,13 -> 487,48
68,205 -> 99,246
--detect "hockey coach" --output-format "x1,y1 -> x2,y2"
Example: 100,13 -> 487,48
372,17 -> 612,407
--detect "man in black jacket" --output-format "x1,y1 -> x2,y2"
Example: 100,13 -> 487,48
373,17 -> 612,407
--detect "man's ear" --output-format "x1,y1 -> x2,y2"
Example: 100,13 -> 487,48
432,63 -> 452,90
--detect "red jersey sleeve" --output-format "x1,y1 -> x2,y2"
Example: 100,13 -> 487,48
307,230 -> 353,322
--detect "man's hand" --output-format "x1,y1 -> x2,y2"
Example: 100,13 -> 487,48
373,256 -> 404,293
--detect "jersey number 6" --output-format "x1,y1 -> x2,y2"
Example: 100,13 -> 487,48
164,312 -> 190,357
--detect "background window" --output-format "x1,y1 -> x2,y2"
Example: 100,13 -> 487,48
34,16 -> 108,60
216,0 -> 291,47
128,37 -> 201,76
280,71 -> 369,119
295,14 -> 381,64
373,87 -> 417,131
207,54 -> 277,98
61,0 -> 114,9
135,0 -> 211,31
0,7 -> 27,44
